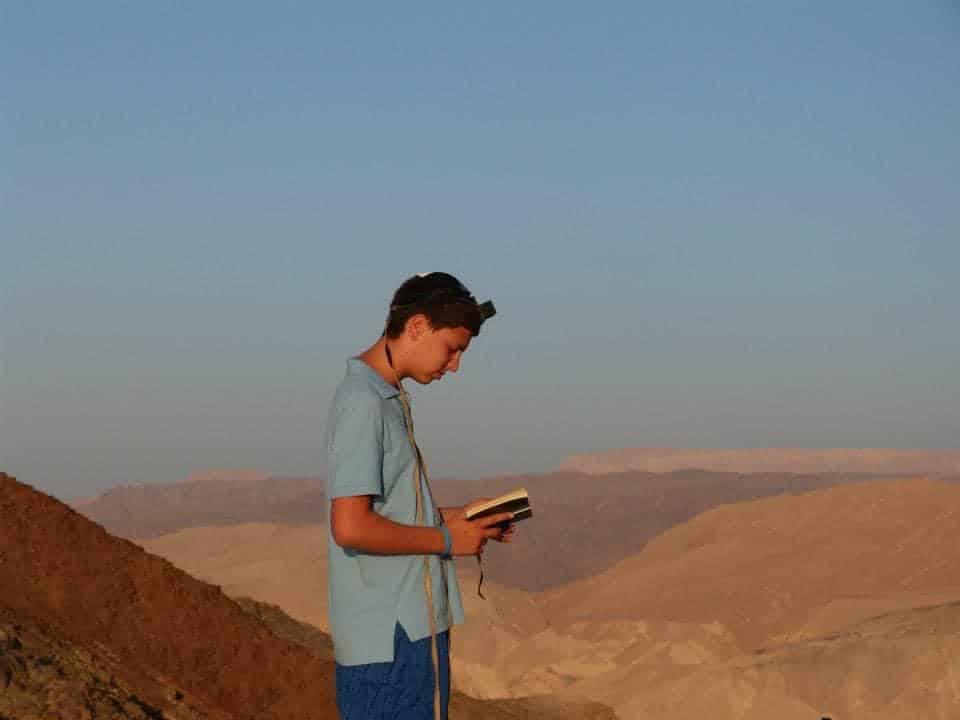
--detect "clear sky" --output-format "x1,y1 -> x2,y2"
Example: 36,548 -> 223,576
3,2 -> 959,498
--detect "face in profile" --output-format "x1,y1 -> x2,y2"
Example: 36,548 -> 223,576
409,325 -> 473,384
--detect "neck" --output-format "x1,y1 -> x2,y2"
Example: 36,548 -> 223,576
359,336 -> 404,387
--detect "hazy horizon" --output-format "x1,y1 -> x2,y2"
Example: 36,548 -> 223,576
4,3 -> 959,498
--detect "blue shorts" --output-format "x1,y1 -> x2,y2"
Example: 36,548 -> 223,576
335,623 -> 450,720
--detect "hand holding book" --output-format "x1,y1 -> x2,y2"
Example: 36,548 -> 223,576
465,488 -> 532,530
461,488 -> 531,599
445,511 -> 512,555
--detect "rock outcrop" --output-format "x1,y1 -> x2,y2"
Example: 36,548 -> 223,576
1,472 -> 335,719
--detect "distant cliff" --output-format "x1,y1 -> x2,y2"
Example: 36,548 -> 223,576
560,447 -> 960,476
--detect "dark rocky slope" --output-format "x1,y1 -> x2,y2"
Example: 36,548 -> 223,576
1,472 -> 334,719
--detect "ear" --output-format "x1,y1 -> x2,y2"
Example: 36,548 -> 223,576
404,313 -> 430,340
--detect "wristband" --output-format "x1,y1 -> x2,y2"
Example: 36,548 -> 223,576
439,526 -> 452,557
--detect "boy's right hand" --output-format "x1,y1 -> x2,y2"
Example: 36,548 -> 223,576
445,512 -> 513,556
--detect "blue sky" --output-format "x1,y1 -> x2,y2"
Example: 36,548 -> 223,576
3,2 -> 959,497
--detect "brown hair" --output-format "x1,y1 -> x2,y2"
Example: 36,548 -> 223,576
384,272 -> 488,339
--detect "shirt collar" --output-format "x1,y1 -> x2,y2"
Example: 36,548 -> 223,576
347,357 -> 400,399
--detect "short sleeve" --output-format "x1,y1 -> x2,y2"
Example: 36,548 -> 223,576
327,392 -> 385,499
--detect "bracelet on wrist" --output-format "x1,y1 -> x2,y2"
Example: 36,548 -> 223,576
439,526 -> 452,557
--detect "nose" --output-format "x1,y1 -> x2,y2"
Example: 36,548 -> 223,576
447,353 -> 461,373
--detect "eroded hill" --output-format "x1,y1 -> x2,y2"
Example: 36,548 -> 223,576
609,600 -> 960,720
80,468 -> 877,590
543,478 -> 960,650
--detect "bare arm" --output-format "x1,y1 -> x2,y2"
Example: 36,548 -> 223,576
331,496 -> 511,556
332,496 -> 445,555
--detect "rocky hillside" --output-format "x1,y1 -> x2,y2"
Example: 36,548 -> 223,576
0,472 -> 337,719
0,606 -> 219,720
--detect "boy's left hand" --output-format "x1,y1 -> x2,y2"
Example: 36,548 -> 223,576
462,498 -> 517,544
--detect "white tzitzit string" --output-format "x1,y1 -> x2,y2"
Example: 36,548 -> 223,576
387,343 -> 449,720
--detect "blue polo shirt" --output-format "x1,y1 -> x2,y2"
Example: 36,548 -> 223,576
326,357 -> 465,665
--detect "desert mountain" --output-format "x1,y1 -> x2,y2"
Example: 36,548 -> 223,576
462,479 -> 960,718
77,473 -> 326,538
81,468 -> 879,591
560,446 -> 960,476
433,469 -> 879,590
0,472 -> 336,719
178,468 -> 270,484
136,478 -> 960,718
543,478 -> 960,650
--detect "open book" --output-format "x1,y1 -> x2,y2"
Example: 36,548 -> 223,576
465,488 -> 532,528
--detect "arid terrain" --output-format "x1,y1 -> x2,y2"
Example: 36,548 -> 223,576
126,450 -> 960,719
8,448 -> 960,718
137,482 -> 960,718
1,604 -> 214,720
0,472 -> 615,719
79,465 -> 892,591
0,472 -> 336,719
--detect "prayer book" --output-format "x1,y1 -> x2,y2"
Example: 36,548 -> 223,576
465,488 -> 532,528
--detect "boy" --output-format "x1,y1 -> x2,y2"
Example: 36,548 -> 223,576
326,272 -> 513,720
